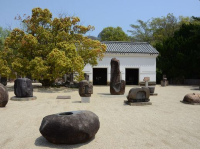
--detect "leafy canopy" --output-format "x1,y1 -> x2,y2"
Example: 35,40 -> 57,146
156,22 -> 200,80
98,26 -> 130,41
0,7 -> 106,85
128,13 -> 194,45
0,27 -> 11,77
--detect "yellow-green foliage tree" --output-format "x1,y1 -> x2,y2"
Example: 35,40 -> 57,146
1,8 -> 106,86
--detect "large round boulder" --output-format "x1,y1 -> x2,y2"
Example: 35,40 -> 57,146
183,93 -> 200,104
0,83 -> 9,107
39,110 -> 100,144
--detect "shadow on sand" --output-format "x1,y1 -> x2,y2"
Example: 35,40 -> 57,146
33,87 -> 77,93
190,87 -> 200,90
97,93 -> 111,95
72,101 -> 81,103
97,93 -> 127,98
34,136 -> 95,149
6,84 -> 78,93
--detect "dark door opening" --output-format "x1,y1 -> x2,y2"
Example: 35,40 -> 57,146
93,68 -> 107,85
126,68 -> 139,85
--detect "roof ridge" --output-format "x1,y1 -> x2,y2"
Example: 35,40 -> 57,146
101,41 -> 149,44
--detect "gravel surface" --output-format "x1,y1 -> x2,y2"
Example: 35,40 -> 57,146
0,83 -> 200,149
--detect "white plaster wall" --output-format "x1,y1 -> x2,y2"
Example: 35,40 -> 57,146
83,53 -> 158,83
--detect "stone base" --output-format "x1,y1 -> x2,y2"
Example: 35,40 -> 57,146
124,100 -> 152,106
10,96 -> 37,101
150,93 -> 158,96
139,81 -> 156,86
180,101 -> 200,105
81,97 -> 90,103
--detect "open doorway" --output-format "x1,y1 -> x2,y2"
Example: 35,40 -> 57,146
93,68 -> 107,85
125,68 -> 139,85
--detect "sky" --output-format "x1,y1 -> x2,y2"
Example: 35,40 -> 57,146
0,0 -> 199,37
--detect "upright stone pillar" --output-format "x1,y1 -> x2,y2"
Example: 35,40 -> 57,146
143,77 -> 150,87
161,75 -> 168,87
110,58 -> 125,95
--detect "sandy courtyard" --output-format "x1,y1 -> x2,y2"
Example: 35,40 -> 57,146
0,83 -> 200,149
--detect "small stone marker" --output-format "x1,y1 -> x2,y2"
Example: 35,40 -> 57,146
56,96 -> 71,99
161,75 -> 168,87
143,77 -> 150,87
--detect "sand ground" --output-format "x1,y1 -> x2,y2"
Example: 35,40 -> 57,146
0,83 -> 200,149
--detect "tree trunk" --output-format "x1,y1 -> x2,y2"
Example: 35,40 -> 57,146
70,73 -> 74,85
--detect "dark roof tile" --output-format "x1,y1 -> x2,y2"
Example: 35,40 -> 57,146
101,41 -> 159,55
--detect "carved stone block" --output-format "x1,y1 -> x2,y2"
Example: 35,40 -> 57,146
127,87 -> 150,102
79,80 -> 93,97
14,78 -> 33,97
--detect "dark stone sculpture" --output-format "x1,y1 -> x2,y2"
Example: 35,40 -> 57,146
39,110 -> 100,144
127,87 -> 150,102
0,83 -> 9,107
0,76 -> 7,86
14,78 -> 33,97
161,75 -> 168,86
182,93 -> 200,104
148,86 -> 155,94
110,58 -> 125,95
79,80 -> 93,97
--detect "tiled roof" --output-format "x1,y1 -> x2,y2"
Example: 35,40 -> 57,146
101,41 -> 159,55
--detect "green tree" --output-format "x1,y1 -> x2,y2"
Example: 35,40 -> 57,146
0,27 -> 11,78
1,7 -> 106,86
98,26 -> 130,41
156,23 -> 200,81
0,27 -> 10,51
128,13 -> 192,45
128,20 -> 153,43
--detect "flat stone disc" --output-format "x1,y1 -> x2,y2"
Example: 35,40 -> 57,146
10,96 -> 37,101
56,96 -> 71,99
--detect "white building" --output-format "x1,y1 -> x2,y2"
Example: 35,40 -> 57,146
83,41 -> 159,85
